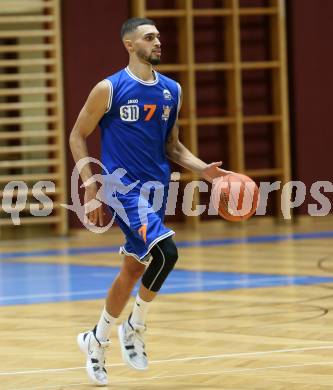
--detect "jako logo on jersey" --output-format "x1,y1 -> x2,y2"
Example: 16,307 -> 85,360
128,99 -> 139,104
163,89 -> 172,100
162,105 -> 171,121
120,105 -> 139,122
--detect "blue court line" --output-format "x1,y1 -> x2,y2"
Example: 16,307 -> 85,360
1,262 -> 333,306
1,230 -> 333,261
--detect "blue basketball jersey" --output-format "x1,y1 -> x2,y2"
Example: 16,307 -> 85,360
98,67 -> 181,261
99,67 -> 181,187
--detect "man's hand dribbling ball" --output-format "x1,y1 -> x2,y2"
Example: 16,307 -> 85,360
211,173 -> 260,222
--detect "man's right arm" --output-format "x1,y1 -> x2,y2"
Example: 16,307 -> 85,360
69,80 -> 110,225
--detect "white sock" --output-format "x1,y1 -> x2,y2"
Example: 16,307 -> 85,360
130,294 -> 152,326
96,307 -> 117,341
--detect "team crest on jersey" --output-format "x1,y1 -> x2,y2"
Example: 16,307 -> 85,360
163,89 -> 172,100
162,105 -> 171,121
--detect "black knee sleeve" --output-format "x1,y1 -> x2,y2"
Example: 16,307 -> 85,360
141,236 -> 178,292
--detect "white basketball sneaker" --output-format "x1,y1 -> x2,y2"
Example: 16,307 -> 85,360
77,326 -> 111,386
118,315 -> 148,370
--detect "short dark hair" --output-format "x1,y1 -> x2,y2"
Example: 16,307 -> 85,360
121,17 -> 156,39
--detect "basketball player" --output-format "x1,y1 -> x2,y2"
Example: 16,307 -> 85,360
69,17 -> 227,386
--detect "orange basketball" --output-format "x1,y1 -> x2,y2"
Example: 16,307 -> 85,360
211,173 -> 259,222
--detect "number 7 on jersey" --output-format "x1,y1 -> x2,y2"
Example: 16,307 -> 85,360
144,104 -> 157,121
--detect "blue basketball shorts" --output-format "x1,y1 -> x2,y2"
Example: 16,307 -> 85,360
107,186 -> 174,263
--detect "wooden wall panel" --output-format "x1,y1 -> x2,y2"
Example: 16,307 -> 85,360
288,0 -> 333,215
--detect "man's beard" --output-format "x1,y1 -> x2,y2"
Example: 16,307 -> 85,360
148,56 -> 161,65
137,49 -> 161,65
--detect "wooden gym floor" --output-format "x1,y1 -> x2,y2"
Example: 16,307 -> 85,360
1,216 -> 333,389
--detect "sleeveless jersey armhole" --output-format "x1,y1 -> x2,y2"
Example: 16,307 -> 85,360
176,82 -> 182,118
105,79 -> 113,114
